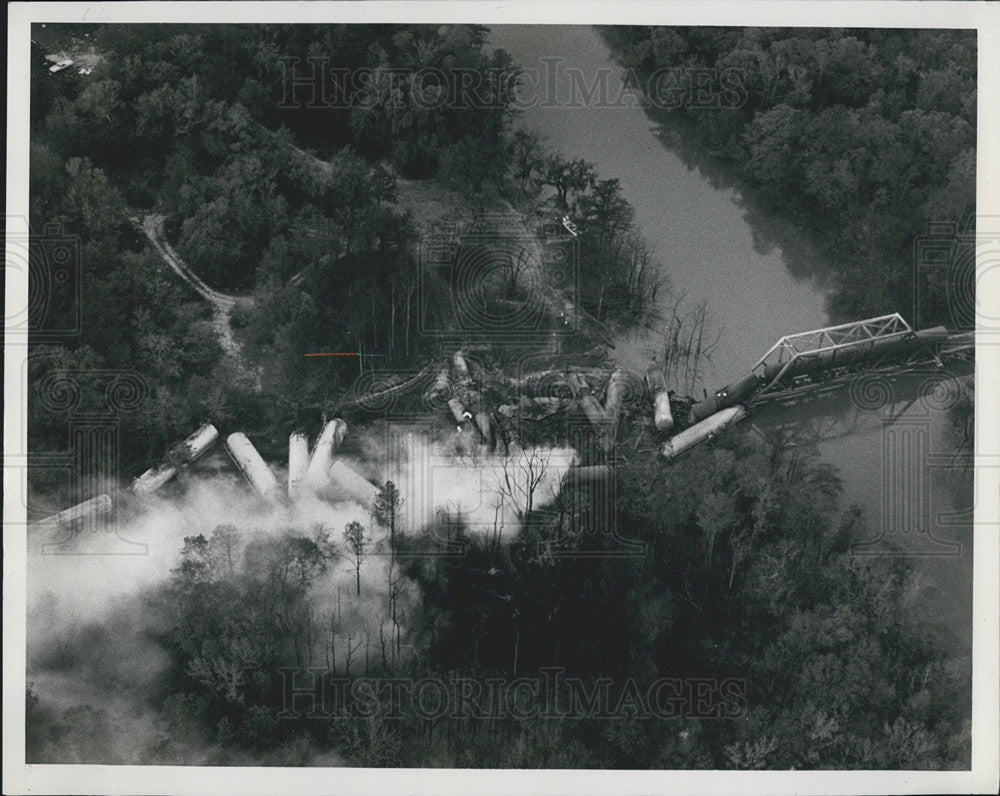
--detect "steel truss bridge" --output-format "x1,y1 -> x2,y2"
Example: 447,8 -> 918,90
746,314 -> 973,409
29,313 -> 976,529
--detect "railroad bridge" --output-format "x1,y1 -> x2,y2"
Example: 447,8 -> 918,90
31,313 -> 975,530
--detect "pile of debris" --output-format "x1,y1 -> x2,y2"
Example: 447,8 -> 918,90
424,351 -> 679,456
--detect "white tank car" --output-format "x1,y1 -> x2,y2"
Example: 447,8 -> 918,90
328,460 -> 380,509
565,465 -> 610,483
452,351 -> 471,386
660,406 -> 748,461
425,364 -> 451,403
179,423 -> 219,461
304,419 -> 348,490
132,423 -> 218,495
447,397 -> 473,431
567,373 -> 610,429
34,494 -> 113,530
646,367 -> 674,432
474,410 -> 493,444
132,463 -> 177,495
287,431 -> 310,500
226,432 -> 281,501
653,392 -> 674,432
603,368 -> 627,419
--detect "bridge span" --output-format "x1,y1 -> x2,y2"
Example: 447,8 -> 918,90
30,314 -> 975,531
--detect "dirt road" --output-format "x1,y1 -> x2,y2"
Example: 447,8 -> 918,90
138,214 -> 260,387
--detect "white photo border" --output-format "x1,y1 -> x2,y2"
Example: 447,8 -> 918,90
5,2 -> 999,794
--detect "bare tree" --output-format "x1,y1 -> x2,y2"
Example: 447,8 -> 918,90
344,520 -> 367,597
497,448 -> 552,523
506,248 -> 531,296
373,481 -> 403,546
510,128 -> 543,195
660,295 -> 721,397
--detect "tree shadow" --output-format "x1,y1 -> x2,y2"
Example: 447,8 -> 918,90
644,106 -> 838,291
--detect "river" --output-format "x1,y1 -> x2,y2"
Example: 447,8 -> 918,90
487,25 -> 973,648
488,24 -> 832,386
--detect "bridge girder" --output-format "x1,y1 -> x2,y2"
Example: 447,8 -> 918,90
749,313 -> 920,397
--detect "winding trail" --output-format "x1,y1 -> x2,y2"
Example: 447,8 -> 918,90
138,214 -> 260,386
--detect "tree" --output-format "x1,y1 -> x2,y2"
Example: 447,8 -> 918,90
537,155 -> 596,210
497,447 -> 552,523
374,481 -> 404,661
508,128 -> 543,195
373,481 -> 403,546
343,520 -> 367,597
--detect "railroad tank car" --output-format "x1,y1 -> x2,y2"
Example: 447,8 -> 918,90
328,460 -> 381,508
287,431 -> 309,500
452,351 -> 472,386
447,397 -> 474,431
653,392 -> 674,432
178,423 -> 219,462
132,464 -> 177,495
661,406 -> 748,461
226,432 -> 281,501
132,423 -> 218,495
425,365 -> 452,403
686,326 -> 948,425
646,367 -> 674,432
689,372 -> 763,424
34,494 -> 113,530
474,410 -> 493,444
568,373 -> 610,429
564,465 -> 610,483
760,326 -> 948,383
304,419 -> 348,489
604,367 -> 627,418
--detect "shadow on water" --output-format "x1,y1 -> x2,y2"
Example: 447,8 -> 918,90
750,360 -> 973,450
748,363 -> 974,648
592,24 -> 839,296
644,108 -> 840,291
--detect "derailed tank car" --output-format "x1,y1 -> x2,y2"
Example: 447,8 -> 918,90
226,432 -> 281,502
132,423 -> 218,495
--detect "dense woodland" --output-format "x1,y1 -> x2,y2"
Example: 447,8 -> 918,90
26,24 -> 971,768
602,26 -> 976,325
29,23 -> 659,485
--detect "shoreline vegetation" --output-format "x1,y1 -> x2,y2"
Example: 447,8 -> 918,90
599,26 -> 976,328
28,23 -> 665,487
26,24 -> 971,768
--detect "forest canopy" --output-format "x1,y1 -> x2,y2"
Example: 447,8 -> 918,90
25,24 -> 973,770
601,26 -> 976,325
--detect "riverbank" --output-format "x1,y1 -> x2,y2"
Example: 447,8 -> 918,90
489,20 -> 975,659
488,25 -> 834,387
598,25 -> 976,335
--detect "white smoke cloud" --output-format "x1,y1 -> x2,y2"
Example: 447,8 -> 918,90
25,429 -> 580,761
